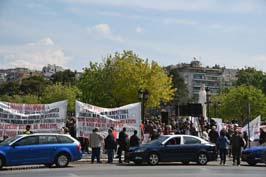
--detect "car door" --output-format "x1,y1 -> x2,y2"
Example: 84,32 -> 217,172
180,136 -> 202,161
8,136 -> 38,165
35,135 -> 59,163
160,137 -> 181,162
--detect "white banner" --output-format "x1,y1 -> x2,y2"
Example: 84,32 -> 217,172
241,115 -> 261,141
0,100 -> 67,140
75,100 -> 141,138
211,118 -> 224,135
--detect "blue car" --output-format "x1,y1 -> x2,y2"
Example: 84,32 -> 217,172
241,145 -> 266,166
128,135 -> 217,165
0,133 -> 82,169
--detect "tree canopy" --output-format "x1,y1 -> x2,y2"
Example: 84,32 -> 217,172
78,51 -> 175,108
236,67 -> 266,93
41,83 -> 80,112
168,68 -> 190,106
211,85 -> 266,124
50,69 -> 77,85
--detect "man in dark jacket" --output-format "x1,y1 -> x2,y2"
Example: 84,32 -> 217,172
208,126 -> 219,144
117,127 -> 127,163
231,130 -> 245,166
105,129 -> 116,163
130,130 -> 140,147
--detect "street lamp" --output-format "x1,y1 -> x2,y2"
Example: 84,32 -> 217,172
205,87 -> 211,123
138,89 -> 149,123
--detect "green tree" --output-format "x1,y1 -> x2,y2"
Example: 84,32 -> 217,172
0,81 -> 20,96
41,83 -> 80,112
168,69 -> 190,106
236,67 -> 266,93
51,69 -> 77,85
20,75 -> 50,96
0,94 -> 40,104
78,51 -> 175,108
211,85 -> 266,124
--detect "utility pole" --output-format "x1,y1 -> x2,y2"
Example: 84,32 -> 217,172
247,102 -> 251,148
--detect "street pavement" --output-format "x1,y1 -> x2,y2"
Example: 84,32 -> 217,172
0,161 -> 266,177
2,152 -> 266,166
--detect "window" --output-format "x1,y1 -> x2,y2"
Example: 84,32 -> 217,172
183,137 -> 201,144
39,135 -> 58,144
15,136 -> 38,146
57,135 -> 74,144
166,137 -> 181,145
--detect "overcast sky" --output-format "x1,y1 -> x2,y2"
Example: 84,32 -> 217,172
0,0 -> 266,71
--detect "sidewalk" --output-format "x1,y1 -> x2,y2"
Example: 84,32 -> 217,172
77,152 -> 122,163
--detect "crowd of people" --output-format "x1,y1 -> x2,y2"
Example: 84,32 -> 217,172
17,116 -> 266,166
62,116 -> 265,165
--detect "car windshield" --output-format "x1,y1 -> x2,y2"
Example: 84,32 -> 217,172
146,136 -> 169,145
0,135 -> 22,146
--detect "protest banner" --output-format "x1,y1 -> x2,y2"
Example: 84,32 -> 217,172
75,100 -> 141,138
241,115 -> 261,141
0,100 -> 67,140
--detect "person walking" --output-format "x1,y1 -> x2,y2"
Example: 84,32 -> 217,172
217,129 -> 230,165
130,130 -> 140,147
231,130 -> 245,166
117,127 -> 127,163
90,128 -> 103,163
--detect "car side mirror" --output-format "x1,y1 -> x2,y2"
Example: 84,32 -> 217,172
10,144 -> 16,148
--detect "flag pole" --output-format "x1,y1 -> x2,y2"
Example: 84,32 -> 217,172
247,102 -> 251,148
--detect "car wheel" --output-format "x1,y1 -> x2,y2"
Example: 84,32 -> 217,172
148,153 -> 159,166
0,156 -> 4,169
182,161 -> 190,165
55,153 -> 70,168
247,160 -> 256,166
197,153 -> 208,165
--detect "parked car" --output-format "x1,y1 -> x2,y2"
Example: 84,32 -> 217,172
0,133 -> 82,169
241,145 -> 266,166
128,134 -> 217,165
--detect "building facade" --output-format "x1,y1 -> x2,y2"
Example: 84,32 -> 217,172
168,60 -> 238,101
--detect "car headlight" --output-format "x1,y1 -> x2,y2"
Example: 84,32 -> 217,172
135,148 -> 146,153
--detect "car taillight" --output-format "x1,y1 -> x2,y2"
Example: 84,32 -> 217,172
77,144 -> 81,151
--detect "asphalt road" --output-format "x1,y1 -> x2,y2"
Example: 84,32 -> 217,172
1,162 -> 266,177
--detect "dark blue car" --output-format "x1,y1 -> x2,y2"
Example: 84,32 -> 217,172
128,135 -> 217,165
0,133 -> 82,169
241,145 -> 266,166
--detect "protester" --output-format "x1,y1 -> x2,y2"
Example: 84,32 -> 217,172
208,126 -> 219,144
117,127 -> 127,163
226,125 -> 234,157
231,130 -> 245,166
130,130 -> 140,147
24,125 -> 33,135
104,129 -> 116,163
90,127 -> 103,163
60,127 -> 69,134
259,128 -> 266,145
66,117 -> 76,138
217,129 -> 230,165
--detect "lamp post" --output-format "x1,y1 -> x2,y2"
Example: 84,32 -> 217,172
205,87 -> 211,123
214,101 -> 221,118
138,89 -> 149,123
